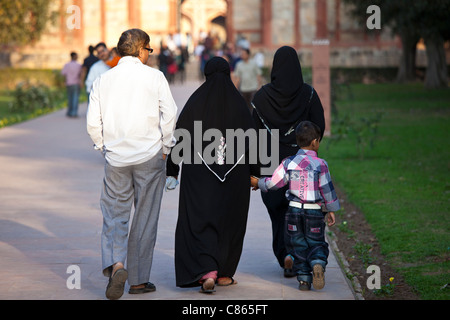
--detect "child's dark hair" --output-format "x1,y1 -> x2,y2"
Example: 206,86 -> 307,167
295,121 -> 322,148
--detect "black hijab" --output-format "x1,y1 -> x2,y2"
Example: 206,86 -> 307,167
252,46 -> 325,146
175,56 -> 255,181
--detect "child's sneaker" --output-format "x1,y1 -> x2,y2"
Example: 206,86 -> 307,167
298,280 -> 311,291
312,264 -> 325,290
283,255 -> 296,278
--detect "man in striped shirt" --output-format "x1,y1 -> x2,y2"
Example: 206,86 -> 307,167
251,121 -> 340,291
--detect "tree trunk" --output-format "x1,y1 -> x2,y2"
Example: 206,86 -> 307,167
0,50 -> 12,68
396,31 -> 418,83
424,36 -> 448,89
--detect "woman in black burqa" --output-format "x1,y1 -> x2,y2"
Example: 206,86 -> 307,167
167,57 -> 259,293
251,46 -> 325,277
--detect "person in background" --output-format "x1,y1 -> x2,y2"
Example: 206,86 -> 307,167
81,45 -> 99,85
106,47 -> 121,68
253,49 -> 265,70
233,49 -> 262,113
61,52 -> 82,118
85,42 -> 110,98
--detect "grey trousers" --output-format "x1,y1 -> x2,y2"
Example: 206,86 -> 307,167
100,151 -> 165,286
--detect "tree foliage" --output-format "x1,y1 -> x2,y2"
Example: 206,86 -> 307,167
343,0 -> 450,88
343,0 -> 450,41
0,0 -> 56,47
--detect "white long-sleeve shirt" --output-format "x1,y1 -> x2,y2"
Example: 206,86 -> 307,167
87,56 -> 178,167
85,60 -> 110,93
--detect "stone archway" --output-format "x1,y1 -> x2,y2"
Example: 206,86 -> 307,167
210,15 -> 227,47
180,0 -> 227,45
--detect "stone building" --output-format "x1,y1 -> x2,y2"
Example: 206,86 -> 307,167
10,0 -> 407,69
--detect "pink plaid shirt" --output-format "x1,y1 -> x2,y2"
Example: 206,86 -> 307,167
258,149 -> 340,212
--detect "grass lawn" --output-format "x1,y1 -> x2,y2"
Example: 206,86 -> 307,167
322,83 -> 450,299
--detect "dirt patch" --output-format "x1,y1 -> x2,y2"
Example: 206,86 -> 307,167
329,187 -> 421,300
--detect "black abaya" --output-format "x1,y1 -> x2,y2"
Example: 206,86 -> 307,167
251,46 -> 326,268
167,57 -> 258,287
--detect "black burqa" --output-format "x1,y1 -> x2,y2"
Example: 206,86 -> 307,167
167,57 -> 258,287
252,46 -> 325,164
251,46 -> 326,267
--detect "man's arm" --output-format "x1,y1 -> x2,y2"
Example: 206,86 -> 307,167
86,78 -> 104,151
158,73 -> 178,156
255,62 -> 262,88
80,66 -> 87,89
85,64 -> 97,93
233,62 -> 241,89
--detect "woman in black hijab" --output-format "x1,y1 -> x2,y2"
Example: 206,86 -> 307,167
251,46 -> 325,276
167,57 -> 258,293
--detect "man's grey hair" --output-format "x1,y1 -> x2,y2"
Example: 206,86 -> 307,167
117,29 -> 150,57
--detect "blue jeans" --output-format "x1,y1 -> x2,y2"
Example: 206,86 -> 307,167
67,85 -> 80,117
285,206 -> 329,283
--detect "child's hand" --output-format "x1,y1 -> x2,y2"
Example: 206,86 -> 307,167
327,212 -> 336,227
250,176 -> 259,190
165,176 -> 179,192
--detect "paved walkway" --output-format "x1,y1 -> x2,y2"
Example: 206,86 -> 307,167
0,80 -> 355,300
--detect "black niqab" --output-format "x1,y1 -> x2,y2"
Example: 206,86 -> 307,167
268,45 -> 304,106
252,46 -> 325,146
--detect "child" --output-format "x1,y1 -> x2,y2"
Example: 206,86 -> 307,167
251,120 -> 340,291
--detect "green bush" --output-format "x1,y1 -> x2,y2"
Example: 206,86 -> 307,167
9,82 -> 60,113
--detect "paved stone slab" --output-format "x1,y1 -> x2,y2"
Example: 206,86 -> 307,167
0,80 -> 355,301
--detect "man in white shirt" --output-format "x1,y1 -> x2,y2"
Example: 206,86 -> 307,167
85,42 -> 110,98
87,29 -> 177,300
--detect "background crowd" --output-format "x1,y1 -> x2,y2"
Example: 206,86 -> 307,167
61,32 -> 266,119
